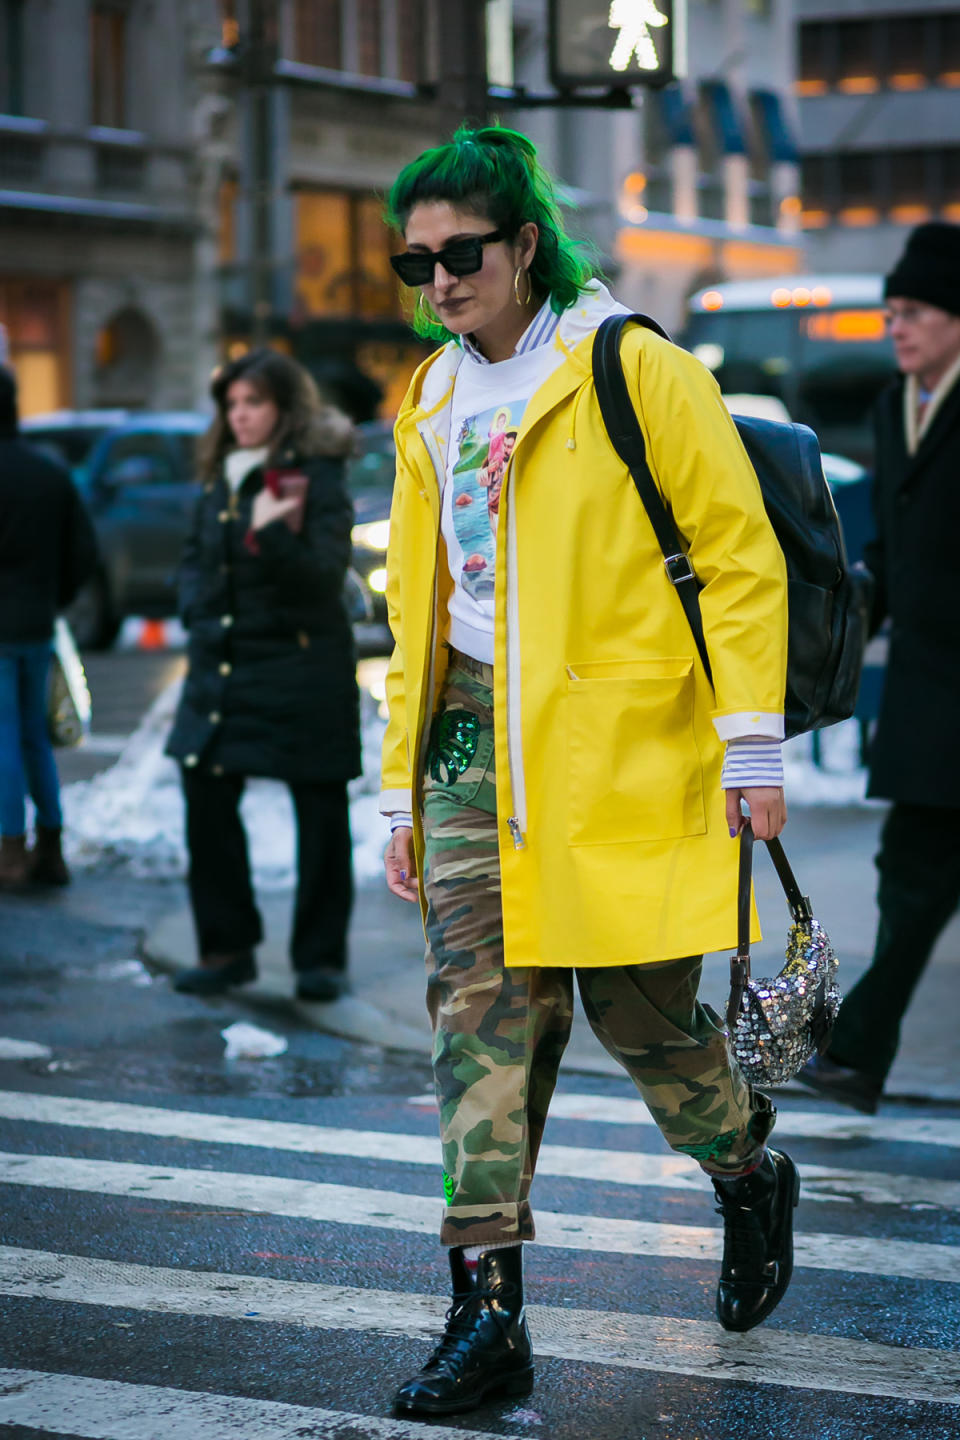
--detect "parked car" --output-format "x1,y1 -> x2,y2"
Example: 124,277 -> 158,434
22,410 -> 396,654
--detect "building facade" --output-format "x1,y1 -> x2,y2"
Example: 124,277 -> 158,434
0,0 -> 202,416
0,0 -> 483,418
796,0 -> 960,274
505,0 -> 804,331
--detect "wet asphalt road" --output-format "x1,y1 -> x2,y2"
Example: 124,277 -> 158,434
1,875 -> 959,1440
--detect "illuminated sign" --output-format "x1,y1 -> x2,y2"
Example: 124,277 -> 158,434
805,310 -> 887,343
549,0 -> 678,89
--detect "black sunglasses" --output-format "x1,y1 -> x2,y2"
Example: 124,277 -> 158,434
390,230 -> 505,287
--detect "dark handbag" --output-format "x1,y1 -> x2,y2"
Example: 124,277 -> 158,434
725,822 -> 841,1085
591,312 -> 871,738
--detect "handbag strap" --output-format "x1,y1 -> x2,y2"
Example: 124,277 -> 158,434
592,313 -> 713,688
725,821 -> 814,1030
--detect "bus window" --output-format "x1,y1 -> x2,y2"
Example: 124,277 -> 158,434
682,278 -> 896,466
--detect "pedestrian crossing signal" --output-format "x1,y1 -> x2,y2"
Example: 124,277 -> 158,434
549,0 -> 678,91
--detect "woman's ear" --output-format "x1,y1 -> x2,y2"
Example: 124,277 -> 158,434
518,221 -> 539,271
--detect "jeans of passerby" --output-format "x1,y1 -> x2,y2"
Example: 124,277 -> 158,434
828,802 -> 960,1085
0,642 -> 62,838
180,766 -> 353,972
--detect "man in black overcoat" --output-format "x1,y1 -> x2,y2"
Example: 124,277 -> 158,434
800,223 -> 960,1113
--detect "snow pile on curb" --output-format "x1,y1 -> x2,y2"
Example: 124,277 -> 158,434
62,676 -> 390,886
783,720 -> 872,807
61,676 -> 875,884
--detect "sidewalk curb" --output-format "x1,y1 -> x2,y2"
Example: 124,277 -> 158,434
141,891 -> 960,1103
142,931 -> 432,1059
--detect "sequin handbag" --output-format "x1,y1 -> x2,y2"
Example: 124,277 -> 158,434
725,822 -> 841,1086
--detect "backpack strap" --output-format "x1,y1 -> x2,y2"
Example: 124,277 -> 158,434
592,313 -> 713,689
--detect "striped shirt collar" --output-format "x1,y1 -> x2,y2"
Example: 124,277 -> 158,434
461,298 -> 560,365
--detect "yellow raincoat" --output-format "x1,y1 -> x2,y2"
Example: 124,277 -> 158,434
380,288 -> 787,967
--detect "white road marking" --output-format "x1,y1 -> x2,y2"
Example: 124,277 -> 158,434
0,1368 -> 505,1440
0,1041 -> 52,1060
416,1091 -> 960,1151
0,1151 -> 956,1283
2,1248 -> 958,1405
0,1090 -> 954,1210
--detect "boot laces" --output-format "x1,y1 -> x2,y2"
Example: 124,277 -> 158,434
427,1282 -> 518,1369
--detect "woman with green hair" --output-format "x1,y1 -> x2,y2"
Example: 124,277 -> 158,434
379,125 -> 797,1417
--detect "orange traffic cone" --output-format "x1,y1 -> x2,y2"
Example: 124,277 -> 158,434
138,619 -> 168,650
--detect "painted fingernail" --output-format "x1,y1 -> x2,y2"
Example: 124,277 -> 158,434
400,870 -> 407,881
729,827 -> 737,837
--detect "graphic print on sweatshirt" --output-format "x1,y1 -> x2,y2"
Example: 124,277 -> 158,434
450,401 -> 525,602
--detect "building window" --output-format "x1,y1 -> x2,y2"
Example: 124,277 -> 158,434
802,145 -> 960,224
0,0 -> 25,115
218,176 -> 238,264
0,278 -> 70,417
293,0 -> 342,68
800,13 -> 960,95
294,189 -> 400,321
396,0 -> 423,83
356,0 -> 383,78
219,0 -> 239,50
91,4 -> 127,128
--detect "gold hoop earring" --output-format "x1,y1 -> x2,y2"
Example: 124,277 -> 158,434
417,292 -> 432,322
514,266 -> 531,308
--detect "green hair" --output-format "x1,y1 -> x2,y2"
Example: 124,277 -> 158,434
387,124 -> 601,344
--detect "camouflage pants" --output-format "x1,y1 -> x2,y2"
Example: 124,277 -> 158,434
422,655 -> 775,1249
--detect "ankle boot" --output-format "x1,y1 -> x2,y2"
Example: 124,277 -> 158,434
393,1246 -> 534,1416
173,951 -> 257,994
712,1147 -> 800,1332
0,835 -> 29,892
28,826 -> 70,887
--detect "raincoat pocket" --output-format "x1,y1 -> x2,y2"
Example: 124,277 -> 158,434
566,658 -> 706,846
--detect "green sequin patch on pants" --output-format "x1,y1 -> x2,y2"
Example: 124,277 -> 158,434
420,662 -> 774,1248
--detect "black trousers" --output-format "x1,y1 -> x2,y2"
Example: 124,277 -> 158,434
828,802 -> 960,1085
181,767 -> 353,974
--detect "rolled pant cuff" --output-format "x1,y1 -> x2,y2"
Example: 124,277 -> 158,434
440,1201 -> 534,1248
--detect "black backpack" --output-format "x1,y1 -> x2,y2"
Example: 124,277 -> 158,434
592,313 -> 871,739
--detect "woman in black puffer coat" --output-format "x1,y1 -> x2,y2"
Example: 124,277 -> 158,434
166,349 -> 361,1001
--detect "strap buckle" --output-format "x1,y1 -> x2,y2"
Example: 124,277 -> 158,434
664,552 -> 695,585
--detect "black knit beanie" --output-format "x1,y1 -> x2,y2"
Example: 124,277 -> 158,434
884,222 -> 960,316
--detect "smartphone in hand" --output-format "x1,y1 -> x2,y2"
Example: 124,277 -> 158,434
264,468 -> 308,532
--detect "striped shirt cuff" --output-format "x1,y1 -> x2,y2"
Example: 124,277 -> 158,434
721,737 -> 784,790
389,813 -> 414,832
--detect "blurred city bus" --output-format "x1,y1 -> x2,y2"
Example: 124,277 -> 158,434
682,276 -> 896,467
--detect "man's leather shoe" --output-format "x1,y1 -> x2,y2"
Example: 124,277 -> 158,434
295,968 -> 349,1003
712,1147 -> 800,1333
393,1247 -> 533,1416
795,1053 -> 881,1115
173,952 -> 257,994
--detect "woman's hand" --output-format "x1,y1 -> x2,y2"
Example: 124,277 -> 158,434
726,787 -> 787,841
251,489 -> 301,531
385,826 -> 419,902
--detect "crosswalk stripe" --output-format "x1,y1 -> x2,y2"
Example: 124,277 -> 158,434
1,1151 -> 956,1283
0,1368 -> 506,1440
412,1092 -> 960,1150
2,1091 -> 954,1210
2,1247 -> 958,1405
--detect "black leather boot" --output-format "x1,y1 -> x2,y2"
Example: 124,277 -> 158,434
173,951 -> 257,994
712,1147 -> 800,1332
393,1246 -> 534,1416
